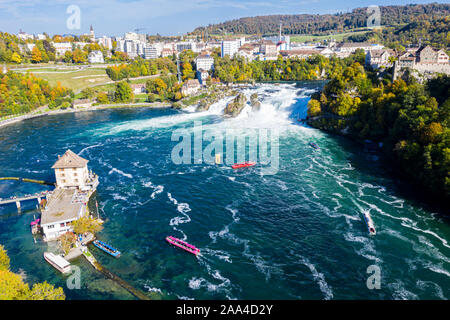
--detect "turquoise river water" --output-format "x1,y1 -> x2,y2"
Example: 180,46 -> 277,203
0,83 -> 449,300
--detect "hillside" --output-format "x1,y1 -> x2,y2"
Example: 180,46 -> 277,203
348,16 -> 449,49
191,3 -> 450,37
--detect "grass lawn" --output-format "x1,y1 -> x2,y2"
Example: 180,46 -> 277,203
290,28 -> 376,43
30,68 -> 110,92
182,92 -> 207,106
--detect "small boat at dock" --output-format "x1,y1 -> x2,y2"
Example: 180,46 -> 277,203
309,142 -> 320,150
43,252 -> 71,274
93,240 -> 121,258
232,162 -> 256,169
166,236 -> 200,256
362,211 -> 376,236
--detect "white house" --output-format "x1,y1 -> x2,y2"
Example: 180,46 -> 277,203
53,42 -> 72,56
131,83 -> 146,94
41,150 -> 98,241
52,150 -> 90,189
195,54 -> 214,71
88,50 -> 104,64
181,79 -> 201,96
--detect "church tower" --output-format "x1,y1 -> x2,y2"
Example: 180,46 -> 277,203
90,25 -> 95,41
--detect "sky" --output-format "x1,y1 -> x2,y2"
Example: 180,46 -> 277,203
0,0 -> 448,36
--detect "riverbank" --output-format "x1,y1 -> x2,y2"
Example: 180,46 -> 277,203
0,102 -> 171,130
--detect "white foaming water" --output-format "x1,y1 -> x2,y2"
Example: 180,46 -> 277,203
167,192 -> 192,229
142,181 -> 164,199
298,256 -> 334,300
108,167 -> 133,179
78,143 -> 103,155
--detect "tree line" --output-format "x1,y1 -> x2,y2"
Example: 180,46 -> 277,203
191,3 -> 449,37
105,57 -> 177,81
0,71 -> 71,117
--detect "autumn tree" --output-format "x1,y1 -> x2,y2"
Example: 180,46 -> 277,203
0,244 -> 65,300
307,99 -> 322,117
72,217 -> 103,235
11,52 -> 21,64
31,46 -> 42,63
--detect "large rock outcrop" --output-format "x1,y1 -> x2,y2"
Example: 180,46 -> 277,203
196,89 -> 232,112
223,93 -> 247,117
250,93 -> 261,111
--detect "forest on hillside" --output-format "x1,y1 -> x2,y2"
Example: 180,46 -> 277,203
191,3 -> 450,37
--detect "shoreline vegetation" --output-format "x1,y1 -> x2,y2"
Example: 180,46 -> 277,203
0,102 -> 170,129
306,63 -> 449,203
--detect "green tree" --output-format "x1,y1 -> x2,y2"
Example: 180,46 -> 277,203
114,81 -> 133,103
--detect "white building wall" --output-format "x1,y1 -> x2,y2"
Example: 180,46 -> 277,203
55,167 -> 89,189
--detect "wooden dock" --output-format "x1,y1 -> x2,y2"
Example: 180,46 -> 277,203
82,249 -> 151,300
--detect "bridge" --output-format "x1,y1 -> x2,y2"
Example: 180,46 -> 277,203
0,191 -> 52,209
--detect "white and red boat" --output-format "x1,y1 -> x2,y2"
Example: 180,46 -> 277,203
166,236 -> 200,256
231,162 -> 256,169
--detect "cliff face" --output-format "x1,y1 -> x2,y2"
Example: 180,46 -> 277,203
223,93 -> 248,117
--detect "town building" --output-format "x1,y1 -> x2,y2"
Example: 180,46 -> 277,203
130,83 -> 146,94
280,49 -> 320,59
73,99 -> 93,108
17,30 -> 33,40
41,150 -> 99,241
26,43 -> 36,52
395,45 -> 450,76
398,52 -> 416,68
181,79 -> 201,96
416,45 -> 449,64
366,49 -> 395,69
35,34 -> 47,40
52,150 -> 91,189
221,39 -> 239,57
161,48 -> 175,57
88,50 -> 104,64
89,25 -> 95,41
196,69 -> 209,85
53,42 -> 72,56
97,36 -> 112,50
144,45 -> 158,59
176,42 -> 194,53
195,54 -> 214,71
335,42 -> 384,57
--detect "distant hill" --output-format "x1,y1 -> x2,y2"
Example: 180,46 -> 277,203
191,3 -> 450,37
347,16 -> 449,49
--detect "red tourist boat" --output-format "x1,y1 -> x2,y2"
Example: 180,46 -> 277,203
231,162 -> 256,169
166,236 -> 200,256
